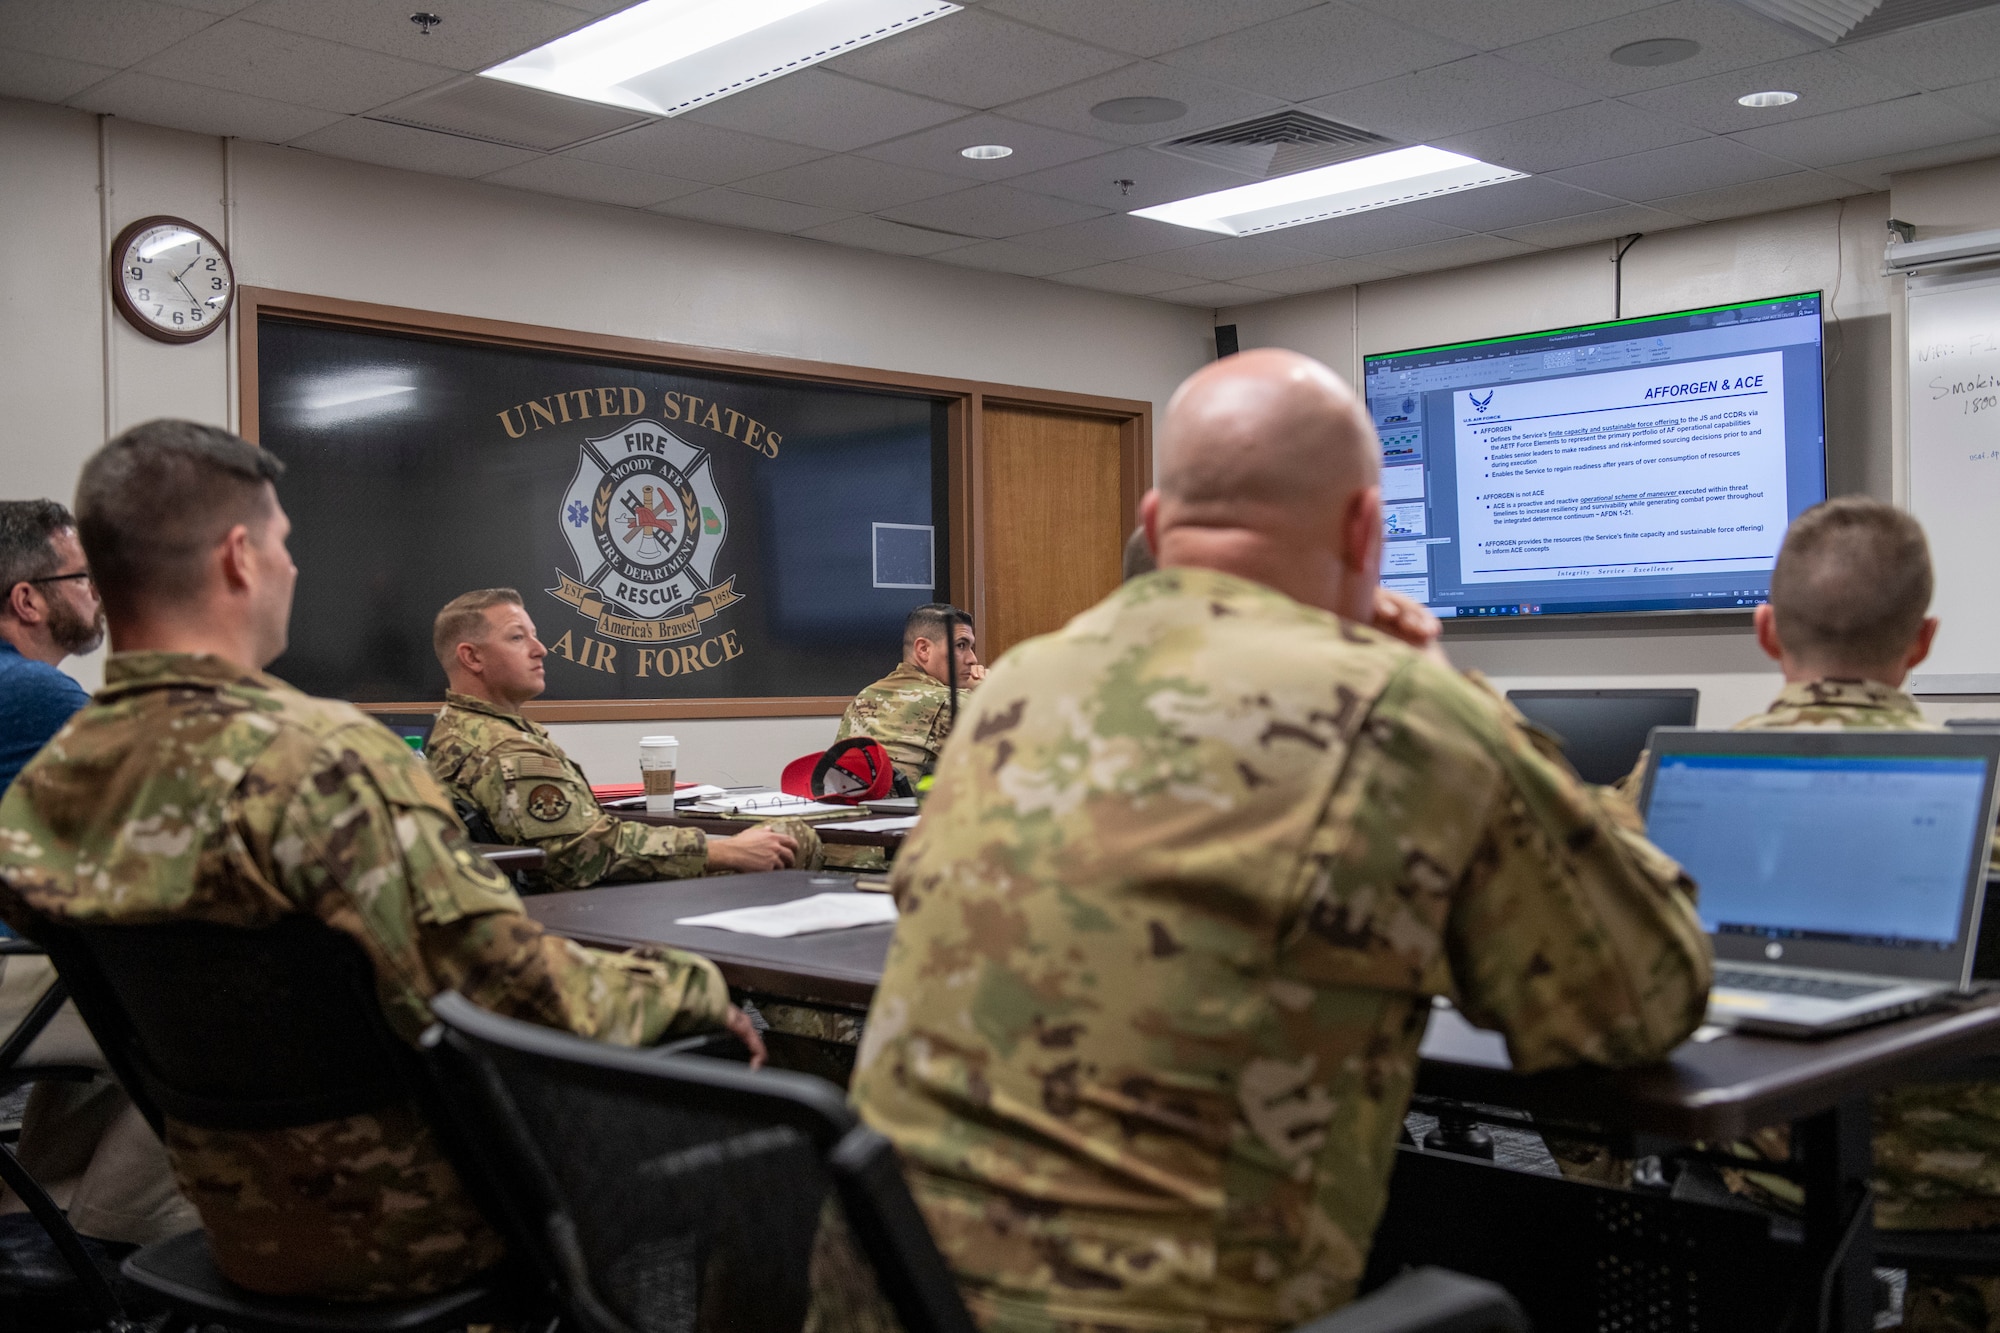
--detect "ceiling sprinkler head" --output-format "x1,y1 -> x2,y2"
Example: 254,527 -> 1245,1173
1115,179 -> 1135,196
410,12 -> 442,35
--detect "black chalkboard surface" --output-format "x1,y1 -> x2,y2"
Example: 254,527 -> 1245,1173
258,318 -> 951,705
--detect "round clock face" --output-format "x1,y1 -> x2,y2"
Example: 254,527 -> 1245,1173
111,216 -> 234,343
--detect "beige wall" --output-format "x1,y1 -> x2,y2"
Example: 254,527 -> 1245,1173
0,97 -> 1213,785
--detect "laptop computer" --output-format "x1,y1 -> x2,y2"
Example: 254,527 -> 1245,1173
1507,688 -> 1700,785
1637,728 -> 2000,1037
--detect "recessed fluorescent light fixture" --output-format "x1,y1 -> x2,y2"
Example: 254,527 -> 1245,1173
960,144 -> 1012,159
1132,145 -> 1527,238
1737,90 -> 1799,107
481,0 -> 962,117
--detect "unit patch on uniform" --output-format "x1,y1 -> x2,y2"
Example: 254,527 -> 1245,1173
547,420 -> 741,645
525,783 -> 571,823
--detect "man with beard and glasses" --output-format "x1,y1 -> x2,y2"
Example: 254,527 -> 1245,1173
0,500 -> 104,791
0,498 -> 199,1263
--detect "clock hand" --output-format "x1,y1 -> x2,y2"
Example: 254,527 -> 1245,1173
173,275 -> 200,306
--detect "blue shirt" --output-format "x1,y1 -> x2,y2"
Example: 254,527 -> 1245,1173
0,640 -> 90,793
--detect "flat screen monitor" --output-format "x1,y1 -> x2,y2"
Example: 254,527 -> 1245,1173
1363,293 -> 1827,620
1506,688 -> 1699,785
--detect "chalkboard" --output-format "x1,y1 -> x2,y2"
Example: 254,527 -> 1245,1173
1906,267 -> 2000,694
257,317 -> 952,708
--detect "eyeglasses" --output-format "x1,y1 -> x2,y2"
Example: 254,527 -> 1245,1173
25,572 -> 92,587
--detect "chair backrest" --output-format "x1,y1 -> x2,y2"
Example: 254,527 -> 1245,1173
25,913 -> 420,1132
423,991 -> 978,1333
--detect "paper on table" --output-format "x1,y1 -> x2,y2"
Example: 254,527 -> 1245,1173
675,892 -> 898,938
836,816 -> 920,832
686,792 -> 856,818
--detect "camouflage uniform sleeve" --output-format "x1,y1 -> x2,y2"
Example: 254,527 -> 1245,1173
477,738 -> 708,891
272,732 -> 731,1046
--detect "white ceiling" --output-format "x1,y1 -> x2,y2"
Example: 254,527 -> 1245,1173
7,0 -> 2000,307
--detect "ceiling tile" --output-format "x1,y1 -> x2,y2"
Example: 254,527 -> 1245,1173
140,18 -> 454,113
1438,99 -> 1705,174
1051,261 -> 1191,295
683,69 -> 967,153
1729,93 -> 1997,169
374,75 -> 645,150
1396,176 -> 1623,230
650,188 -> 851,234
926,238 -> 1092,276
856,113 -> 1117,181
1157,3 -> 1473,103
732,154 -> 969,212
826,8 -> 1126,109
1233,256 -> 1405,293
69,70 -> 344,141
0,49 -> 116,102
1136,234 -> 1326,281
479,154 -> 705,207
1652,170 -> 1864,222
1498,0 -> 1818,97
1493,202 -> 1692,248
878,182 -> 1107,237
1305,55 -> 1598,144
1271,211 -> 1470,258
1836,5 -> 2000,93
289,115 -> 537,175
1938,75 -> 2000,124
981,0 -> 1324,59
1622,50 -> 1920,135
799,215 -> 970,256
1343,0 -> 1671,51
155,0 -> 262,11
0,0 -> 218,67
1003,145 -> 1261,211
1012,211 -> 1215,260
1154,280 -> 1277,306
1550,136 -> 1794,202
1368,231 -> 1540,273
567,119 -> 821,184
995,61 -> 1286,147
236,0 -> 591,73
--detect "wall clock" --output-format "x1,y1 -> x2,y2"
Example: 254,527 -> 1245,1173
110,215 -> 234,344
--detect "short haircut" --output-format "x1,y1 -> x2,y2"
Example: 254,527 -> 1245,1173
434,588 -> 523,672
1769,497 -> 1933,670
0,499 -> 75,606
74,420 -> 284,619
903,602 -> 971,653
1122,526 -> 1154,581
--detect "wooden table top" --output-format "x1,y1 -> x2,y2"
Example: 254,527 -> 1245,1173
524,872 -> 2000,1140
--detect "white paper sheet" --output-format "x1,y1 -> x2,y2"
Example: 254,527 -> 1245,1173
675,893 -> 898,937
685,793 -> 856,818
835,816 -> 921,832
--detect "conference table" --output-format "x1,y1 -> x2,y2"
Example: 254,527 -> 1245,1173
525,870 -> 2000,1333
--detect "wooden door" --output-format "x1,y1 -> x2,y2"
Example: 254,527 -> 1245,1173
977,402 -> 1139,662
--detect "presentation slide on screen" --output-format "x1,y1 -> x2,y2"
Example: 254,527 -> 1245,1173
1453,351 -> 1791,586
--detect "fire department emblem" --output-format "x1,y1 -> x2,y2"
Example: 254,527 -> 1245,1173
549,420 -> 742,643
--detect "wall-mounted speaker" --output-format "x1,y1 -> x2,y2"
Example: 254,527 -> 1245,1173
1214,324 -> 1239,359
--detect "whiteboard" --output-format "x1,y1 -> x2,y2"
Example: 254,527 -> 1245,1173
1907,268 -> 2000,694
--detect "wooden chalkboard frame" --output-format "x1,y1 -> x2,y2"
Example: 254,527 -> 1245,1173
237,287 -> 1150,723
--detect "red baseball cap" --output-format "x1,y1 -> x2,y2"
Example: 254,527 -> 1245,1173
780,737 -> 895,804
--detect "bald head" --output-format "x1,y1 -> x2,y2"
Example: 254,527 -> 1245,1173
1145,348 -> 1384,621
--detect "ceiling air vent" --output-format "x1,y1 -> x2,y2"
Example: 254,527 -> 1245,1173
1734,0 -> 2000,42
373,78 -> 649,152
1157,111 -> 1397,179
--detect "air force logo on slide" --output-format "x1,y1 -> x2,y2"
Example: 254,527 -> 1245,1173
549,420 -> 742,644
1469,390 -> 1495,413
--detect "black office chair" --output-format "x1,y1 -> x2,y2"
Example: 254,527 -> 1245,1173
0,938 -> 124,1329
19,914 -> 522,1333
422,991 -> 1527,1333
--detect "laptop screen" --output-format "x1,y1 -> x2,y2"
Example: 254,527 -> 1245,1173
1646,752 -> 1990,951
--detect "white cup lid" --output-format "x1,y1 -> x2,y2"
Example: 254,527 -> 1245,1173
640,735 -> 679,746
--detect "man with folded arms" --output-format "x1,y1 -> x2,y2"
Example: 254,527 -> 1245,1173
426,586 -> 815,892
0,420 -> 763,1300
850,349 -> 1712,1332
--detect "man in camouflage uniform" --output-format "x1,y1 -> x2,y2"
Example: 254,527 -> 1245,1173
426,587 -> 818,892
0,420 -> 765,1301
1652,498 -> 1992,1333
849,350 -> 1712,1333
835,602 -> 983,791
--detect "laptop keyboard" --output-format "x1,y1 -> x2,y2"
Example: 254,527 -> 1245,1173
1713,966 -> 1894,1002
